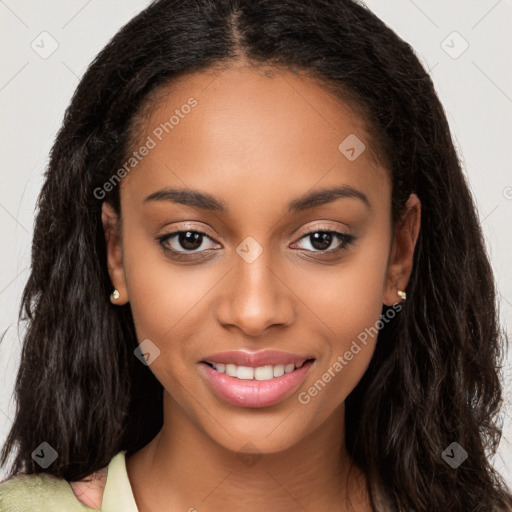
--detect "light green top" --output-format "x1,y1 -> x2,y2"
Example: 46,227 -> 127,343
0,451 -> 138,511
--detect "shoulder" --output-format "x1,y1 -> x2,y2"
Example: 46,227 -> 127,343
0,472 -> 98,512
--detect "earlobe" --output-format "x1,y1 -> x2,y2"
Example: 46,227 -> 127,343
101,202 -> 129,305
110,289 -> 121,303
382,193 -> 421,306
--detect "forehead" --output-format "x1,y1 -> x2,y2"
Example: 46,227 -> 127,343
121,64 -> 390,215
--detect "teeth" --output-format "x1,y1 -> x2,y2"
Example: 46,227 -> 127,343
237,366 -> 254,379
254,365 -> 273,380
226,364 -> 237,377
209,361 -> 306,380
273,364 -> 285,377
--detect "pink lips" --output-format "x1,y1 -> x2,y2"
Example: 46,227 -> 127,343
198,350 -> 315,408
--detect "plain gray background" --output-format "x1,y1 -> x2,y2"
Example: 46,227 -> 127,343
1,0 -> 511,484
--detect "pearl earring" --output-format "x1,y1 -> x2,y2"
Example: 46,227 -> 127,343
397,289 -> 406,300
111,289 -> 120,301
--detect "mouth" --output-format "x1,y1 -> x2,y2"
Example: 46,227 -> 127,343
198,354 -> 316,408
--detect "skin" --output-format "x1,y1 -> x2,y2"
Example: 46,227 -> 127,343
74,62 -> 420,511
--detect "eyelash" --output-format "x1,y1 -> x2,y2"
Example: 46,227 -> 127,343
156,226 -> 356,261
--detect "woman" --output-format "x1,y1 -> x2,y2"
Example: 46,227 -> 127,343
1,0 -> 511,510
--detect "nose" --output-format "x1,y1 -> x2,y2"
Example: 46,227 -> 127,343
215,245 -> 294,337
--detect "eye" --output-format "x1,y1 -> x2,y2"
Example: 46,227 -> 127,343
156,225 -> 356,262
292,228 -> 355,254
156,229 -> 221,260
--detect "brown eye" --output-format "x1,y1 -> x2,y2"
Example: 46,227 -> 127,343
156,229 -> 221,259
309,232 -> 334,251
176,231 -> 204,250
293,230 -> 355,253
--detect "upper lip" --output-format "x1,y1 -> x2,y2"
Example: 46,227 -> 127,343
200,350 -> 315,367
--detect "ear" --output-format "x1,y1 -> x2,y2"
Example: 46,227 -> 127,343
102,202 -> 129,305
383,193 -> 421,306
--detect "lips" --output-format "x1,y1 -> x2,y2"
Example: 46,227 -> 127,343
198,350 -> 315,408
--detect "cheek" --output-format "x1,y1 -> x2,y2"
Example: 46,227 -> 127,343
121,224 -> 214,336
293,227 -> 390,404
120,232 -> 213,372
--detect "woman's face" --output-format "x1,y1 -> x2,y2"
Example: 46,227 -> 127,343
103,64 -> 419,454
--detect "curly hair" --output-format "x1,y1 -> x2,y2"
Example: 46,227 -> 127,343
2,1 -> 511,510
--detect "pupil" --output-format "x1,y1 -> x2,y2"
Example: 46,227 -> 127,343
311,232 -> 332,250
179,231 -> 202,250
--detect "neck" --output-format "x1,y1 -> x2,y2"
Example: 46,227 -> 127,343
126,391 -> 373,512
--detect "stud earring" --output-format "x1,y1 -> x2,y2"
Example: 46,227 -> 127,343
111,289 -> 120,301
397,289 -> 406,300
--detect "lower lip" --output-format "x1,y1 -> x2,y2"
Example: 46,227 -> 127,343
198,360 -> 314,408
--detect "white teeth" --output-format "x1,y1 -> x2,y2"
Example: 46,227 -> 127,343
209,360 -> 307,380
236,366 -> 254,380
254,365 -> 274,380
273,364 -> 285,377
225,364 -> 237,377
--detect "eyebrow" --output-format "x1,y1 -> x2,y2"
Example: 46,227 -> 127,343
144,185 -> 371,213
